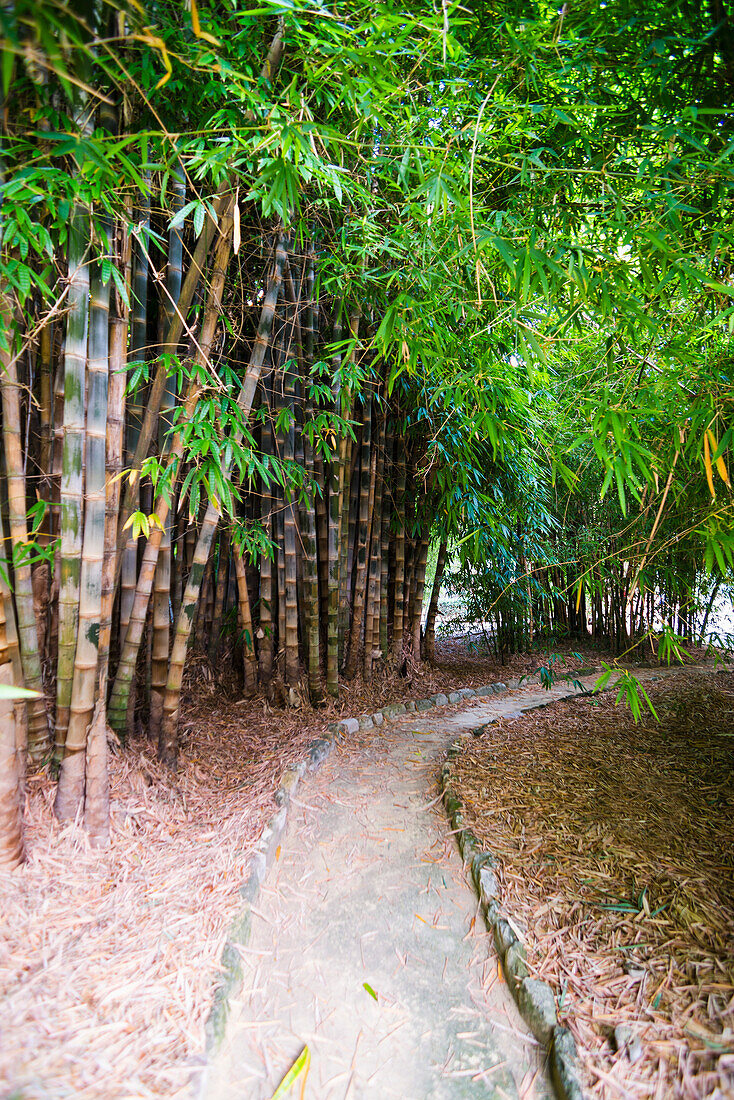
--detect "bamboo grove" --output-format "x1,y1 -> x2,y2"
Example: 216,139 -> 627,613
2,0 -> 734,867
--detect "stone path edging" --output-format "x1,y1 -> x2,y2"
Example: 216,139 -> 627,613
440,747 -> 584,1100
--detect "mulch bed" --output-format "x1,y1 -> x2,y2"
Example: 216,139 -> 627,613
449,669 -> 734,1099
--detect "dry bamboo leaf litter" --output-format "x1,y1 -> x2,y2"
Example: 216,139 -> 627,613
0,688 -> 318,1100
449,670 -> 734,1100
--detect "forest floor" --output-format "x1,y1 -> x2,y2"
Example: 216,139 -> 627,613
449,668 -> 734,1100
0,637 -> 721,1099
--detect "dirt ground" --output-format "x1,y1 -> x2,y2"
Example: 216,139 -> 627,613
449,669 -> 734,1100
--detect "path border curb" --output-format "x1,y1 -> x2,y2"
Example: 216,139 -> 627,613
440,744 -> 585,1100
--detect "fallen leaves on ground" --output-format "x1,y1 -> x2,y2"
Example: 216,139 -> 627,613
450,669 -> 734,1099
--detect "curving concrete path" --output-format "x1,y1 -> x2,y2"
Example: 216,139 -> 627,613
204,667 -> 709,1100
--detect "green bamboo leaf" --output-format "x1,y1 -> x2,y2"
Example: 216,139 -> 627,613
0,683 -> 42,700
267,1046 -> 310,1100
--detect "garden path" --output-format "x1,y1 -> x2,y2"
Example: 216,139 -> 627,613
204,667 -> 695,1100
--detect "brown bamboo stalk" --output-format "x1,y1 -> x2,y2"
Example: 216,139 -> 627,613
0,662 -> 23,868
326,311 -> 343,694
379,417 -> 393,657
107,196 -> 236,733
208,529 -> 230,661
157,235 -> 286,760
0,294 -> 49,758
233,540 -> 258,695
391,438 -> 407,660
364,410 -> 385,679
345,395 -> 375,680
98,210 -> 131,702
410,533 -> 430,656
55,231 -> 110,822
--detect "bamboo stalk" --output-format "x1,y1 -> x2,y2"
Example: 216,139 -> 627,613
423,536 -> 448,662
379,418 -> 393,657
98,207 -> 131,703
338,309 -> 360,664
0,506 -> 27,781
300,246 -> 322,702
345,394 -> 375,680
118,181 -> 150,737
326,311 -> 343,695
208,529 -> 230,662
391,438 -> 407,660
259,403 -> 275,688
107,196 -> 237,735
364,409 -> 385,679
157,234 -> 286,762
0,294 -> 49,758
150,169 -> 185,741
55,232 -> 110,822
233,540 -> 258,695
410,531 -> 429,656
281,268 -> 300,691
54,198 -> 90,758
0,662 -> 23,868
116,29 -> 287,548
